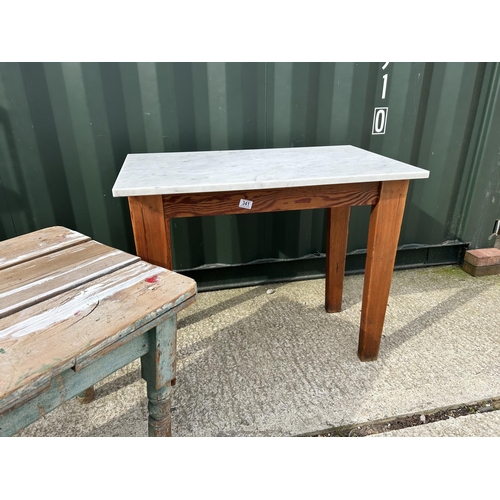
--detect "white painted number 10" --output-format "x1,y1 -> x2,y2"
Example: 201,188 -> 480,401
372,63 -> 389,135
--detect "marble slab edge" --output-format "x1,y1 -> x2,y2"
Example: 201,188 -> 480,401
112,171 -> 430,198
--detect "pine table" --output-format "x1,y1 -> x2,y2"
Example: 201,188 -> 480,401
113,145 -> 429,361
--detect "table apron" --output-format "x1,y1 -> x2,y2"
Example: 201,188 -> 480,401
161,182 -> 381,218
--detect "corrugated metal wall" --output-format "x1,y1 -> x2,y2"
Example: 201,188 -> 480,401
1,62 -> 499,271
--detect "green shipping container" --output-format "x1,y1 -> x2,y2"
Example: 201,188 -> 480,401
0,62 -> 499,288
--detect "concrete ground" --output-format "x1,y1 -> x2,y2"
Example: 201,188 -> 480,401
16,264 -> 500,437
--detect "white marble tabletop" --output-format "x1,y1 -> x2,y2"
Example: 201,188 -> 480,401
112,145 -> 429,197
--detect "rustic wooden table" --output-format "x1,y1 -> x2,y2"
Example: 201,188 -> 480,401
0,226 -> 196,436
113,145 -> 429,361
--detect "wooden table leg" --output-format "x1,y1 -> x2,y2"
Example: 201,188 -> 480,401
325,206 -> 351,313
128,195 -> 172,269
358,180 -> 409,361
77,386 -> 95,404
141,315 -> 177,437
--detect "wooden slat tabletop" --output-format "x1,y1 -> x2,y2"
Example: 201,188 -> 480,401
0,240 -> 140,319
0,227 -> 196,414
0,226 -> 90,271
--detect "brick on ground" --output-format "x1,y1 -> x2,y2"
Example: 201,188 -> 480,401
462,248 -> 500,277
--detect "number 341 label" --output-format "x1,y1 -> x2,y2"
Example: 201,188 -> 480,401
239,199 -> 253,210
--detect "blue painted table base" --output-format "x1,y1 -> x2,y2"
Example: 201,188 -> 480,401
0,314 -> 178,437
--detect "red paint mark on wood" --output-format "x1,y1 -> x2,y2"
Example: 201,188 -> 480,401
146,275 -> 159,284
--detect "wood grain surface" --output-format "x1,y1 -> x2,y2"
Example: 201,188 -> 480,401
129,195 -> 173,269
0,226 -> 90,271
325,206 -> 351,313
162,182 -> 380,218
358,179 -> 409,361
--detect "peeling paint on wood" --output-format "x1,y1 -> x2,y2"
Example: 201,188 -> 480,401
0,263 -> 165,340
0,241 -> 140,319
